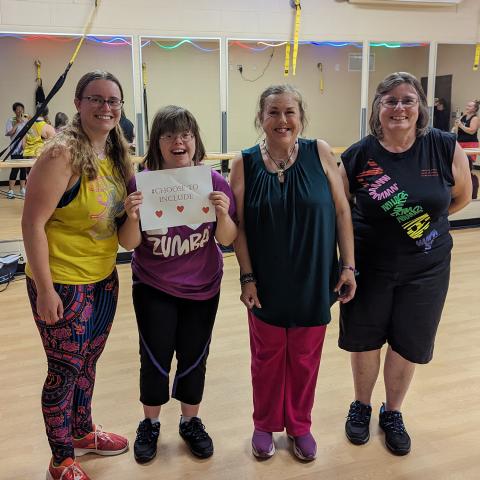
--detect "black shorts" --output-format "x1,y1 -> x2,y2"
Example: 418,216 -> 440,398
339,254 -> 450,364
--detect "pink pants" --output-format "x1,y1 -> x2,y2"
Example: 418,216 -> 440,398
248,311 -> 327,436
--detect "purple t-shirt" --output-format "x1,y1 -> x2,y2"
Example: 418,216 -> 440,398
128,169 -> 236,300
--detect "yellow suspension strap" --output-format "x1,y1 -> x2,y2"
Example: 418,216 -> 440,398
474,11 -> 480,71
35,59 -> 41,85
317,62 -> 324,93
474,44 -> 480,72
284,0 -> 302,76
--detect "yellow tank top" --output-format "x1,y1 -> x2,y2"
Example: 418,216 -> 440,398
26,157 -> 126,284
23,120 -> 47,157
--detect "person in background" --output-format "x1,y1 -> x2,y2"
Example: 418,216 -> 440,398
340,72 -> 471,457
433,98 -> 449,132
455,99 -> 479,199
22,70 -> 131,480
54,111 -> 69,133
119,108 -> 135,153
230,84 -> 356,461
22,104 -> 55,159
5,101 -> 28,198
119,105 -> 237,464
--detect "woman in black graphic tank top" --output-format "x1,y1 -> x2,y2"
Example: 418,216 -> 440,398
339,72 -> 471,456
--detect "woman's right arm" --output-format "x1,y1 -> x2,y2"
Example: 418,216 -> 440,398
230,154 -> 261,309
118,190 -> 143,250
21,146 -> 73,324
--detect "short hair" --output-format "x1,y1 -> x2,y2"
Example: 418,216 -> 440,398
36,102 -> 49,117
54,112 -> 69,129
254,84 -> 307,134
369,72 -> 429,140
12,102 -> 24,112
145,105 -> 206,170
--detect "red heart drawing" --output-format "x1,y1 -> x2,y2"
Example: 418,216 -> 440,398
202,206 -> 210,214
155,210 -> 163,218
176,205 -> 185,213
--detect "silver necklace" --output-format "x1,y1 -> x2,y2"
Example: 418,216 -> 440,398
262,140 -> 297,180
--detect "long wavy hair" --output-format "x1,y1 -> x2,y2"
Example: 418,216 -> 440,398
144,105 -> 206,170
369,72 -> 429,140
41,70 -> 132,184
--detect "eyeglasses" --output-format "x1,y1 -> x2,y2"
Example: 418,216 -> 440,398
159,132 -> 194,142
81,95 -> 124,110
380,97 -> 418,109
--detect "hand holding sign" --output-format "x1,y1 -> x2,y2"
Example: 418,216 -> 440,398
135,165 -> 216,231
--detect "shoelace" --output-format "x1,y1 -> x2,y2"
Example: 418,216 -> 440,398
136,420 -> 159,443
382,411 -> 406,434
347,403 -> 371,425
60,462 -> 85,480
183,420 -> 208,440
92,424 -> 111,448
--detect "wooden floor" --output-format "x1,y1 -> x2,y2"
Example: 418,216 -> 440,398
0,231 -> 479,479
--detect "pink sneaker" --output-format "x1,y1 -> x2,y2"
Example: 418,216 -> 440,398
73,424 -> 129,456
289,432 -> 317,461
251,429 -> 275,458
46,457 -> 91,480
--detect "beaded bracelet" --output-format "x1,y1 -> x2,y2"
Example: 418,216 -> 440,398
240,272 -> 256,286
342,265 -> 359,276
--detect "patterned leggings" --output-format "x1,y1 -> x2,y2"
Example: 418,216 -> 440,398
26,270 -> 118,463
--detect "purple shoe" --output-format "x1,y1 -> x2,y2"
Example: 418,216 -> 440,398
252,430 -> 275,458
288,432 -> 317,461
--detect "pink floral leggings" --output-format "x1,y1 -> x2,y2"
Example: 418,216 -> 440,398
26,270 -> 118,463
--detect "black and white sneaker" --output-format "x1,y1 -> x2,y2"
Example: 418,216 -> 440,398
134,419 -> 160,464
345,400 -> 372,445
179,417 -> 214,458
379,403 -> 411,456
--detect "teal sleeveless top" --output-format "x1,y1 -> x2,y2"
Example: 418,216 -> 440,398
243,138 -> 339,328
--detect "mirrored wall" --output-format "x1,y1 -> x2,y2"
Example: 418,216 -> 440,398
139,37 -> 221,152
227,40 -> 362,152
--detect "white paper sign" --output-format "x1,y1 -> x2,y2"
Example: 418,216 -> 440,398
136,165 -> 216,231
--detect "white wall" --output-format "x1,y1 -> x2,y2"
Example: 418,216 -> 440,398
1,0 -> 479,43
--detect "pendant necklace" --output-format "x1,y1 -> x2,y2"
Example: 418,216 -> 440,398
262,140 -> 297,180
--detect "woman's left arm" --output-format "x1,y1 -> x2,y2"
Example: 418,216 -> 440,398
210,190 -> 238,246
317,140 -> 356,303
458,116 -> 479,135
449,142 -> 472,214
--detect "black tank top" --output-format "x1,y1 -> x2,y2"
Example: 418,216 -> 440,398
457,114 -> 478,143
342,129 -> 456,270
242,139 -> 338,328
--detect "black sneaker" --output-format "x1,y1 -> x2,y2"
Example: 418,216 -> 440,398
134,419 -> 160,463
379,403 -> 411,456
179,417 -> 214,458
345,400 -> 372,445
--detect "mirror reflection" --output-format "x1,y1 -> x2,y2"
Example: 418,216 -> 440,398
436,43 -> 480,222
0,33 -> 135,244
228,40 -> 362,152
139,37 -> 221,153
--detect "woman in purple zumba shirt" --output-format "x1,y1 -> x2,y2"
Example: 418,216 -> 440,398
118,105 -> 237,463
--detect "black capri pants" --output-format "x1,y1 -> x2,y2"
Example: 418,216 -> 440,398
9,154 -> 27,181
339,253 -> 450,364
132,281 -> 220,406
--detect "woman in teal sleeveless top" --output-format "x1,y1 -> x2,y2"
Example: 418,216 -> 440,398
230,85 -> 356,461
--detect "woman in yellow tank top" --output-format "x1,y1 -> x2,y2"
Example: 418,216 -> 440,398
22,71 -> 133,480
22,105 -> 55,158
